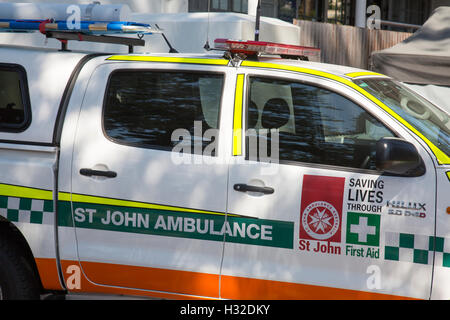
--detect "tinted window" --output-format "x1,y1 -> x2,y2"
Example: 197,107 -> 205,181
0,64 -> 30,131
104,70 -> 224,155
246,77 -> 395,170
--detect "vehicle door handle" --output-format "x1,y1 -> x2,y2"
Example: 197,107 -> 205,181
80,168 -> 117,178
233,183 -> 274,195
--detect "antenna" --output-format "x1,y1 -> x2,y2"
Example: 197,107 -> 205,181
155,24 -> 178,53
203,0 -> 211,51
255,0 -> 261,41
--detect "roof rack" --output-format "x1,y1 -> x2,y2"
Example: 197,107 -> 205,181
45,31 -> 145,53
0,18 -> 159,52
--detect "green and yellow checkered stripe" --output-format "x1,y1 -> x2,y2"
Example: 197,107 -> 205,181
385,232 -> 450,268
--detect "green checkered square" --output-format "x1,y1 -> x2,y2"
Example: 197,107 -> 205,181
429,236 -> 445,252
19,197 -> 32,211
399,233 -> 414,249
444,253 -> 450,268
7,208 -> 19,222
0,196 -> 8,208
384,246 -> 399,261
413,249 -> 429,265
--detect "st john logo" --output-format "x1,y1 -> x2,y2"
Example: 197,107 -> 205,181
300,175 -> 345,243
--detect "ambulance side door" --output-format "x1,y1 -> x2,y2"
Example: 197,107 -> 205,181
68,62 -> 234,297
221,70 -> 436,299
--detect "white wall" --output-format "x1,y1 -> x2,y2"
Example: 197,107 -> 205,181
132,12 -> 300,53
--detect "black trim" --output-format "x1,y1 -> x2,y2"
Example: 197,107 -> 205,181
52,148 -> 67,292
0,63 -> 32,133
45,31 -> 145,53
0,139 -> 55,147
80,168 -> 117,178
52,53 -> 109,146
234,183 -> 275,194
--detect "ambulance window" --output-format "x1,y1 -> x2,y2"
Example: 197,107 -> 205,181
103,70 -> 224,155
246,76 -> 395,170
0,64 -> 31,132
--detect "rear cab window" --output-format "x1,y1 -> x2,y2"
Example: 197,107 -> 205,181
0,64 -> 31,132
103,69 -> 224,156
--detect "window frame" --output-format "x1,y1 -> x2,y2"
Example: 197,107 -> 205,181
189,0 -> 248,13
243,73 -> 401,174
101,68 -> 226,156
0,63 -> 32,133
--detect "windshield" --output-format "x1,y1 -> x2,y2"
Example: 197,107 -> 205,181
354,78 -> 450,157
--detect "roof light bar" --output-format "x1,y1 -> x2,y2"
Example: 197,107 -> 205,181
214,38 -> 321,60
0,19 -> 160,35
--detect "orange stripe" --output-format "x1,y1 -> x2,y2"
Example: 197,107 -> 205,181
58,260 -> 219,299
220,274 -> 415,300
80,260 -> 219,297
34,258 -> 63,291
38,259 -> 415,300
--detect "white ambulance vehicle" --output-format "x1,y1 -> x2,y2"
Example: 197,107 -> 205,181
0,34 -> 449,299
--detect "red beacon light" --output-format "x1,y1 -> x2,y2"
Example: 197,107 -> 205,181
214,38 -> 321,61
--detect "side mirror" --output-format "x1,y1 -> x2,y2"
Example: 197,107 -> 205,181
376,137 -> 426,177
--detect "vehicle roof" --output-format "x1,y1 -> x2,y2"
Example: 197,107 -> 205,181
256,56 -> 387,79
0,44 -> 388,80
103,50 -> 390,80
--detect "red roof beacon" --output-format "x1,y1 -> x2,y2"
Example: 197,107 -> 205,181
213,38 -> 321,61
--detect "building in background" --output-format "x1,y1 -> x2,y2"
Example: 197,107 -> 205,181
3,0 -> 448,31
188,0 -> 450,32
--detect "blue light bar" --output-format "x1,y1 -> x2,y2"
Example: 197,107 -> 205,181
0,19 -> 159,35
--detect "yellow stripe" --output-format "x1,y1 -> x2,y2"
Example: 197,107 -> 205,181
446,171 -> 450,182
60,192 -> 227,216
345,71 -> 386,78
107,55 -> 229,66
0,183 -> 52,200
233,74 -> 245,156
58,192 -> 71,202
241,60 -> 450,165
